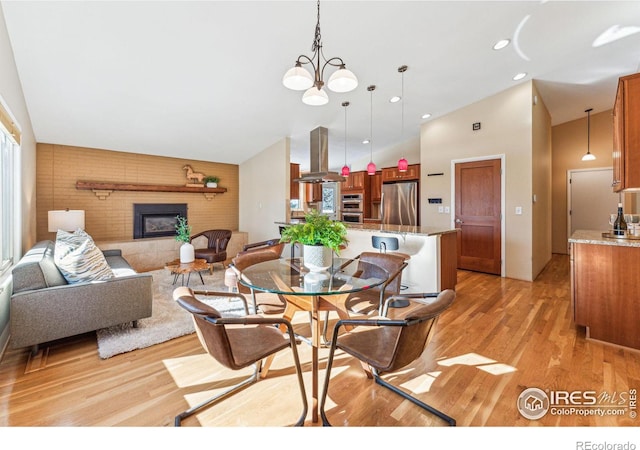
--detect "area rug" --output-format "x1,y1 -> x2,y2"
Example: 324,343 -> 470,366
96,268 -> 246,359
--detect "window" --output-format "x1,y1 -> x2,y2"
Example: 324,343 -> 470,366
0,101 -> 19,276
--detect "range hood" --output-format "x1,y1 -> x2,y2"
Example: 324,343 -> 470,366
294,126 -> 346,183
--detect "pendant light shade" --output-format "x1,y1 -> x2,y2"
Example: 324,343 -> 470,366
302,86 -> 329,106
367,85 -> 376,175
582,108 -> 596,161
328,67 -> 359,93
282,63 -> 314,91
397,65 -> 408,172
341,101 -> 350,177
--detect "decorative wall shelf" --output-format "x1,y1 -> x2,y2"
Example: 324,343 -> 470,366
76,181 -> 227,200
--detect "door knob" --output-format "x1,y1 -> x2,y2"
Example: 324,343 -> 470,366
455,218 -> 463,224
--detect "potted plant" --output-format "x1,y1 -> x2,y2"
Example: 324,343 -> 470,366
203,176 -> 219,188
280,209 -> 348,272
175,215 -> 195,263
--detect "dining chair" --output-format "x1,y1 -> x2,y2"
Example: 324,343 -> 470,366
228,242 -> 286,315
320,289 -> 456,427
342,252 -> 408,316
172,286 -> 308,426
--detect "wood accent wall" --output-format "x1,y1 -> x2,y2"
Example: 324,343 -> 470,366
36,144 -> 240,243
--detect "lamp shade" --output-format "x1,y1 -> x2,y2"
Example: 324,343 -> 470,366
302,86 -> 329,106
398,157 -> 408,172
367,161 -> 377,175
48,210 -> 85,232
341,165 -> 350,177
582,152 -> 596,161
327,68 -> 358,93
282,65 -> 314,91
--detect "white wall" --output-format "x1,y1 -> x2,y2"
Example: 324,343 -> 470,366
420,81 -> 537,281
239,137 -> 290,243
0,4 -> 37,356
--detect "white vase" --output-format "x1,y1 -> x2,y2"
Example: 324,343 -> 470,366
206,182 -> 217,188
303,244 -> 332,272
180,242 -> 195,263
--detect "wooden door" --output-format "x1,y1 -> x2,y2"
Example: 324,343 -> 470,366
455,159 -> 501,275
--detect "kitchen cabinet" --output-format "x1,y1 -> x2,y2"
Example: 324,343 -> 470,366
612,72 -> 640,192
569,231 -> 640,350
341,171 -> 365,192
381,164 -> 420,182
369,171 -> 382,202
305,182 -> 322,203
290,163 -> 300,199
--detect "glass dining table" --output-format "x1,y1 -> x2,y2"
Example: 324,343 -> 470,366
238,256 -> 389,424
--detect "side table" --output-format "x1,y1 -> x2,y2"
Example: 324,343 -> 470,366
164,258 -> 211,286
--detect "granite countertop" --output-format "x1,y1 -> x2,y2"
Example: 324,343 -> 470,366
276,221 -> 457,237
568,230 -> 640,248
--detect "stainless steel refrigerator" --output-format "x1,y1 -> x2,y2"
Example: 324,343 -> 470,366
381,181 -> 419,225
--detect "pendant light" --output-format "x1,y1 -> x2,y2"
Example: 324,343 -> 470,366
581,108 -> 596,161
341,101 -> 350,177
367,85 -> 377,175
396,65 -> 409,172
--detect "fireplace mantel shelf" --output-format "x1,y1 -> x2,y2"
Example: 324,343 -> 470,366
76,181 -> 227,200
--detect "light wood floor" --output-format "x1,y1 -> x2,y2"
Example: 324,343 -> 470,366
1,254 -> 639,428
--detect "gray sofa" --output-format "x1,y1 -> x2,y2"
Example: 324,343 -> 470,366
10,240 -> 153,353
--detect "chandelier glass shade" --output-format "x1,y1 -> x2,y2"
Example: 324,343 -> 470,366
341,101 -> 350,177
282,0 -> 358,105
582,108 -> 596,161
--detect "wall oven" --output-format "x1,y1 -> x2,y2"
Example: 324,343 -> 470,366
341,211 -> 363,223
341,193 -> 363,223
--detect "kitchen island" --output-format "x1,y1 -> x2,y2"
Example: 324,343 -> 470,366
569,230 -> 640,350
277,221 -> 458,293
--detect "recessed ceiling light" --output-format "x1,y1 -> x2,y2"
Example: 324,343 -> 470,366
593,25 -> 640,47
422,113 -> 432,119
389,96 -> 401,103
493,39 -> 510,50
513,72 -> 527,81
362,139 -> 370,144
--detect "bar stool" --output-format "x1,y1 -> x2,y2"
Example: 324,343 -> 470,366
372,236 -> 411,300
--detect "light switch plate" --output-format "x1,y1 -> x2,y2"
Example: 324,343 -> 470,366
438,206 -> 444,213
515,206 -> 522,215
444,206 -> 450,213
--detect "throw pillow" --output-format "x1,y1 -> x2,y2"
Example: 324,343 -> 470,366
54,229 -> 114,284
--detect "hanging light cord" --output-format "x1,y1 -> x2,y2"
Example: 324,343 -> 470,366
343,101 -> 348,165
370,87 -> 374,161
587,109 -> 591,153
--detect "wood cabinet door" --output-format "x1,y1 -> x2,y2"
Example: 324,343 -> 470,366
290,163 -> 300,199
370,172 -> 382,201
613,73 -> 640,192
382,164 -> 420,182
342,171 -> 365,191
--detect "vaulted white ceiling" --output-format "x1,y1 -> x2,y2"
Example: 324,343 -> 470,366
2,1 -> 640,171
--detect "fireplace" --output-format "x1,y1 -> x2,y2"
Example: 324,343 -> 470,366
133,203 -> 187,239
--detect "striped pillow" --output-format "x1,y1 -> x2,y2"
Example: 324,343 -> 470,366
54,229 -> 114,284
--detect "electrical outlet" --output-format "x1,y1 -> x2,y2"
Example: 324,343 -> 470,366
438,206 -> 444,213
515,206 -> 522,215
444,206 -> 450,213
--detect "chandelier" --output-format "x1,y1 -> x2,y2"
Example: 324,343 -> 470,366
282,0 -> 358,106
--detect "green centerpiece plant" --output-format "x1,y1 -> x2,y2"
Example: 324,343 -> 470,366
280,209 -> 348,272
